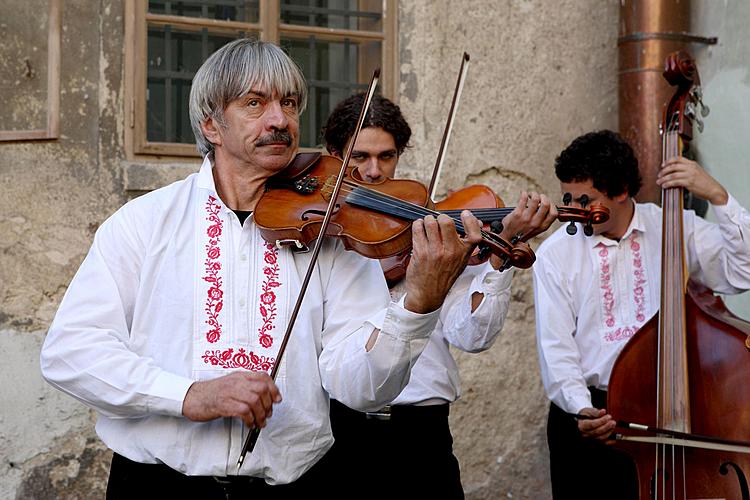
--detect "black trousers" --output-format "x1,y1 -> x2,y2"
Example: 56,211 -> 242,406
317,399 -> 464,500
547,388 -> 639,500
106,451 -> 329,500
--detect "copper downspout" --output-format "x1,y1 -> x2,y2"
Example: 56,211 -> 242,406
618,1 -> 716,203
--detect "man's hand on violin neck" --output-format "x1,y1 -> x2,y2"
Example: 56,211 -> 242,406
404,211 -> 482,314
500,191 -> 558,243
182,371 -> 282,429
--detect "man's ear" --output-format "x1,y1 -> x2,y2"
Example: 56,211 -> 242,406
201,117 -> 222,148
613,190 -> 630,203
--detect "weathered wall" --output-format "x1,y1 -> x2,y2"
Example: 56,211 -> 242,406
0,0 -> 625,498
397,1 -> 619,498
0,0 -> 124,498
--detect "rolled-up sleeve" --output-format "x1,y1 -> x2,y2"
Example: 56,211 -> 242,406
318,246 -> 438,412
440,262 -> 513,353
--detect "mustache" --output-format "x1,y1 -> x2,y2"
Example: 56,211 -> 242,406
255,130 -> 293,147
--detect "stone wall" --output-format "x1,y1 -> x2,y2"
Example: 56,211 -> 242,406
1,1 -> 125,498
0,1 -> 621,498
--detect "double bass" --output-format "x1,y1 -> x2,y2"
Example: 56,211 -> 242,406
607,51 -> 750,499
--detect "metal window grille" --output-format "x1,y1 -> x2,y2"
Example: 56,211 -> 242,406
144,0 -> 383,150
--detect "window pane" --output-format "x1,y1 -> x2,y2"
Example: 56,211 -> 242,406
147,24 -> 247,144
281,0 -> 382,32
149,0 -> 260,22
282,35 -> 381,148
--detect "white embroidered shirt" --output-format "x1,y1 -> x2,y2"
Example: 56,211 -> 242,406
533,197 -> 750,414
391,262 -> 514,405
40,157 -> 440,483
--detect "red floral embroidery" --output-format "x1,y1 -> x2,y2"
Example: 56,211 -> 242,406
598,246 -> 616,328
599,236 -> 648,344
203,196 -> 224,343
604,326 -> 638,343
202,348 -> 275,372
258,243 -> 281,349
631,237 -> 647,323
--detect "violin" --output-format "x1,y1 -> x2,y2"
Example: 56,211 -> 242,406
253,154 -> 536,269
381,185 -> 610,286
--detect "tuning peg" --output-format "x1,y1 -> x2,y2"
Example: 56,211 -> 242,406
701,102 -> 710,117
696,118 -> 704,133
566,221 -> 578,235
685,102 -> 697,120
584,222 -> 593,236
563,192 -> 572,205
490,220 -> 504,235
580,194 -> 589,208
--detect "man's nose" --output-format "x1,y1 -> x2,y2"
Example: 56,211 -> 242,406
264,101 -> 289,129
362,158 -> 383,182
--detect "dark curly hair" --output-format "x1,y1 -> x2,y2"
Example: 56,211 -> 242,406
555,130 -> 642,198
321,93 -> 411,156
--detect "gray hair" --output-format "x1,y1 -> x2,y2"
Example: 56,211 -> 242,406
189,39 -> 308,156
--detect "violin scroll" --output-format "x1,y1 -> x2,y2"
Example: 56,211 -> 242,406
559,192 -> 610,236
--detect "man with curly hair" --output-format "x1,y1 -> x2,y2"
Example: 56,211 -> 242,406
319,93 -> 558,499
533,129 -> 750,499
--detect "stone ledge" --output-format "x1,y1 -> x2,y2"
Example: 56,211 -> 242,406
122,161 -> 201,192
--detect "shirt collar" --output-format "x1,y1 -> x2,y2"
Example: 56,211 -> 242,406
196,153 -> 218,194
589,199 -> 646,248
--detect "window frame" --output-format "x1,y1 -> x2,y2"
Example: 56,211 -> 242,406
124,0 -> 398,158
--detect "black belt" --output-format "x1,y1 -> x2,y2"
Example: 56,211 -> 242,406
331,399 -> 449,422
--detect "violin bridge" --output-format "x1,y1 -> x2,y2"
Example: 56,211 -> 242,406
320,177 -> 336,202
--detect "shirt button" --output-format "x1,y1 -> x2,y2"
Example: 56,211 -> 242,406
240,254 -> 248,261
239,298 -> 246,308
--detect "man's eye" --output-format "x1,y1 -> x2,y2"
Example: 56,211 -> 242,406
281,98 -> 298,109
247,99 -> 261,107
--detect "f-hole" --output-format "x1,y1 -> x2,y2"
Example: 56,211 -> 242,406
302,205 -> 340,220
719,461 -> 750,500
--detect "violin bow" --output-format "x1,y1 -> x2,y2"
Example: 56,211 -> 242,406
236,69 -> 381,470
428,52 -> 470,200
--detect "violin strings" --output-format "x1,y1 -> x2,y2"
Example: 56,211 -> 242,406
331,181 -> 506,245
325,182 -> 595,226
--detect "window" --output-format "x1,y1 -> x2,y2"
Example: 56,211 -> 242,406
125,0 -> 398,157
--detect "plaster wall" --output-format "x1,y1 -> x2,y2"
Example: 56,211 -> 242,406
0,1 -> 621,498
396,2 -> 618,498
0,0 -> 124,498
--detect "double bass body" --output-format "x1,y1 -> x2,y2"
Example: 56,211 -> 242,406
608,281 -> 750,499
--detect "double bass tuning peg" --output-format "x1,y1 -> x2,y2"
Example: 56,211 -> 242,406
692,86 -> 711,117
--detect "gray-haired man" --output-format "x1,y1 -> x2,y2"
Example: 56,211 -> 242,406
41,39 -> 483,498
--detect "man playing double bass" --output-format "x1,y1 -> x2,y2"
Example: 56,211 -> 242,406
40,39 -> 491,498
320,92 -> 558,498
533,129 -> 750,499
